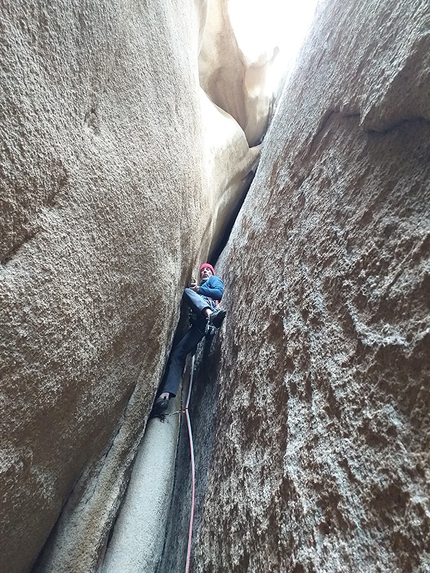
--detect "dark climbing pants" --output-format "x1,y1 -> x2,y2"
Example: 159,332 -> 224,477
162,288 -> 211,397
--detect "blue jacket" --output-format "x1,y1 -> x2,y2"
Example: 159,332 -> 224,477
198,275 -> 224,301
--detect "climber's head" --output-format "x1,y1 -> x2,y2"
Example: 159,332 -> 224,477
200,263 -> 214,281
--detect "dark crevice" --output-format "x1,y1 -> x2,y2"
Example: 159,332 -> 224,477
365,114 -> 430,135
156,333 -> 221,573
209,167 -> 257,264
154,152 -> 263,572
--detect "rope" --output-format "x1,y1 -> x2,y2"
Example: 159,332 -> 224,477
163,354 -> 197,572
184,354 -> 196,573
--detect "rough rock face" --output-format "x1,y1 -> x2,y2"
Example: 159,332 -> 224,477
193,1 -> 430,571
0,2 -> 258,572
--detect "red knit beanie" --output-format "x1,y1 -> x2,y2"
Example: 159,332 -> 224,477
200,263 -> 215,275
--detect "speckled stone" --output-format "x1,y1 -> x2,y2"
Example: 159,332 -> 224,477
0,1 -> 257,572
193,0 -> 430,571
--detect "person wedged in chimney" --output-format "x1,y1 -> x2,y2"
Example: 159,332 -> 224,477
152,263 -> 226,417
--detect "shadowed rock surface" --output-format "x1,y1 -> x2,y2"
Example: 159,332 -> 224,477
191,0 -> 430,571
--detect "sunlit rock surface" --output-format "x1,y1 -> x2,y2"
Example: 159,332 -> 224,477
101,405 -> 181,573
199,0 -> 275,146
0,1 -> 259,572
199,90 -> 260,261
193,0 -> 430,571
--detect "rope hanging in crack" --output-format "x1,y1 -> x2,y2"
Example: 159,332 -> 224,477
163,346 -> 204,570
184,353 -> 196,573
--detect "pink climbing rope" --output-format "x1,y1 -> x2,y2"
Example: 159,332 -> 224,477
165,354 -> 197,571
184,354 -> 196,573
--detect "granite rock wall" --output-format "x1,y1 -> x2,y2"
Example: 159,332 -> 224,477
192,1 -> 430,571
199,0 -> 275,146
0,1 -> 258,572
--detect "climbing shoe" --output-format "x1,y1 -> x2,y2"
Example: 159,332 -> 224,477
209,308 -> 226,329
152,397 -> 169,417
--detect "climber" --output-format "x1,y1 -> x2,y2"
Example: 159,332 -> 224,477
152,263 -> 226,417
